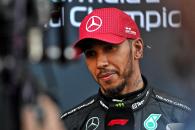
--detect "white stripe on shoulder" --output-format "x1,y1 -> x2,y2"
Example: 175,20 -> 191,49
155,94 -> 191,111
61,99 -> 95,119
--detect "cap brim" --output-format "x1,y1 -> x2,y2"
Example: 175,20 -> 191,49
73,34 -> 126,55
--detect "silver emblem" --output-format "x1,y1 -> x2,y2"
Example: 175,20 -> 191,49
85,117 -> 99,130
86,16 -> 102,32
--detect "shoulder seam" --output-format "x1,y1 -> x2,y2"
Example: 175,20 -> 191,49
154,93 -> 191,111
61,98 -> 96,119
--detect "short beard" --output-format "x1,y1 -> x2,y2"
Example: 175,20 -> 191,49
104,80 -> 127,97
104,46 -> 134,98
99,41 -> 134,98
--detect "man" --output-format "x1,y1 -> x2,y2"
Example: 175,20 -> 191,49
61,8 -> 191,130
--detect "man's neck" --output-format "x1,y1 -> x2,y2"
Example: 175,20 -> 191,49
121,74 -> 144,95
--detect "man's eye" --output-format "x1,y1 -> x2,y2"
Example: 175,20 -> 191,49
84,50 -> 96,58
104,45 -> 117,51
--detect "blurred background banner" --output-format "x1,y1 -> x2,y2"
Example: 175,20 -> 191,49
0,0 -> 195,130
47,0 -> 183,47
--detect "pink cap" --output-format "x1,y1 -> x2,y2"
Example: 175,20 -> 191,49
74,7 -> 140,52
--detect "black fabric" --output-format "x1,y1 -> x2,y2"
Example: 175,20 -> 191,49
61,76 -> 191,130
99,85 -> 145,101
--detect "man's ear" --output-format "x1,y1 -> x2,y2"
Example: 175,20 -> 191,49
132,38 -> 144,59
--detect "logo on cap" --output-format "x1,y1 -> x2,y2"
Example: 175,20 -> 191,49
125,27 -> 136,35
86,16 -> 102,32
85,117 -> 99,130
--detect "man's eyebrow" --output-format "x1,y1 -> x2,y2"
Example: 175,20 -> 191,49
82,45 -> 95,54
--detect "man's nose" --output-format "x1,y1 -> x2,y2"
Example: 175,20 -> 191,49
96,54 -> 109,68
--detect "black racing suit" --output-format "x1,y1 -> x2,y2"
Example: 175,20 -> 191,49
61,77 -> 191,130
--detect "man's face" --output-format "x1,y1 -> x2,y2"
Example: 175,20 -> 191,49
84,40 -> 136,97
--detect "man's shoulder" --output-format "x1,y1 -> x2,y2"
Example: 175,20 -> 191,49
151,87 -> 191,112
61,94 -> 99,120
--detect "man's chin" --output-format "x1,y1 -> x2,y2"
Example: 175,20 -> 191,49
103,84 -> 126,97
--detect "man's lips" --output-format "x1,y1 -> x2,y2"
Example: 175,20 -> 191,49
99,73 -> 113,80
97,71 -> 116,81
